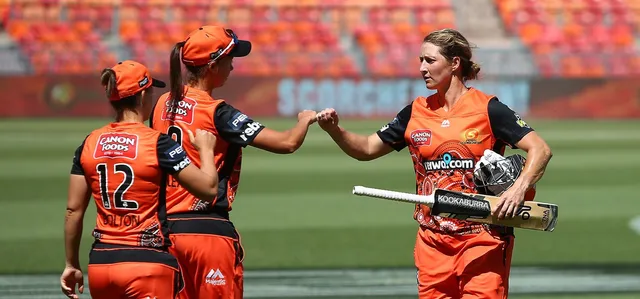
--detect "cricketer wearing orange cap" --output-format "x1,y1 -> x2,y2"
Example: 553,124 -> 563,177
61,60 -> 222,299
180,25 -> 252,66
106,60 -> 167,101
151,25 -> 318,299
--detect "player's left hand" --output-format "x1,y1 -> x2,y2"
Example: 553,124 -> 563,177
187,129 -> 217,152
492,180 -> 528,220
316,108 -> 340,132
474,149 -> 508,173
60,266 -> 84,298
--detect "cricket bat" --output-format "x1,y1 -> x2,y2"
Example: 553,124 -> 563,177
352,186 -> 558,232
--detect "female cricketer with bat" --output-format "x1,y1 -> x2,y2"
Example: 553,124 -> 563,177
150,25 -> 317,298
316,28 -> 553,299
61,60 -> 220,299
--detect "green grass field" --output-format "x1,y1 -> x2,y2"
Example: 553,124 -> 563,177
1,117 -> 640,276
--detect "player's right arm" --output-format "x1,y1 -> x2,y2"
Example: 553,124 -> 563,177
316,104 -> 412,161
250,109 -> 318,154
62,141 -> 89,298
213,102 -> 317,154
157,130 -> 218,201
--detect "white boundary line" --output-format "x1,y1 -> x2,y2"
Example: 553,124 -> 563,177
1,267 -> 639,298
629,216 -> 640,235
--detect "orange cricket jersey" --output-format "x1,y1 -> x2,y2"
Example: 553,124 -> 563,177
150,86 -> 265,215
377,88 -> 534,235
71,122 -> 192,247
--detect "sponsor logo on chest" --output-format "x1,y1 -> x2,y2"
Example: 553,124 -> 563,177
423,152 -> 475,171
461,128 -> 481,144
409,129 -> 432,147
161,97 -> 197,124
93,132 -> 139,159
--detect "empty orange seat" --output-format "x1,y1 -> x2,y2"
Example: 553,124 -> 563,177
518,22 -> 543,45
73,21 -> 93,35
418,23 -> 437,36
610,24 -> 634,48
393,22 -> 413,36
6,20 -> 30,40
435,9 -> 456,28
563,22 -> 584,40
561,56 -> 585,77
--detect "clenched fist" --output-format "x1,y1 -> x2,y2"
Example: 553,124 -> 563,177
316,108 -> 340,132
298,110 -> 318,125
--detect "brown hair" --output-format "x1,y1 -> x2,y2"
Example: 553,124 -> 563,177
100,68 -> 138,121
423,28 -> 481,81
168,41 -> 208,122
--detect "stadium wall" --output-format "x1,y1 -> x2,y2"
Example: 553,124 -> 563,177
1,76 -> 638,119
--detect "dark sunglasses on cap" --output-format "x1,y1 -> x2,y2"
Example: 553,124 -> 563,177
208,29 -> 239,65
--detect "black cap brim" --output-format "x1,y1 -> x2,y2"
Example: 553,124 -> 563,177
229,40 -> 252,57
151,78 -> 166,88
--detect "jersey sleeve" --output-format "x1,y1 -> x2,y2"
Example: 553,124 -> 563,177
487,98 -> 534,148
376,104 -> 412,151
213,102 -> 266,147
70,139 -> 86,175
156,134 -> 191,174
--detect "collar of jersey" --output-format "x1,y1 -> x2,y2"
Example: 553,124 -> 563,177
184,86 -> 215,100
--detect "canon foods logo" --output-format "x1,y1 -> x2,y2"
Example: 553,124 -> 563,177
410,129 -> 432,146
161,97 -> 197,124
93,133 -> 139,159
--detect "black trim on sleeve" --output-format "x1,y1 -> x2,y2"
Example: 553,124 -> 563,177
376,104 -> 412,151
487,98 -> 534,148
213,102 -> 265,147
156,134 -> 191,174
70,136 -> 88,175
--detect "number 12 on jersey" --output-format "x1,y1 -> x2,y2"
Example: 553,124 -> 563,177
96,163 -> 139,210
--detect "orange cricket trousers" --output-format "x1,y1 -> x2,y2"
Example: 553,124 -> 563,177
168,212 -> 245,299
87,242 -> 183,299
414,226 -> 514,299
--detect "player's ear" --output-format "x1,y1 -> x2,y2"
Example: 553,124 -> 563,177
208,62 -> 219,74
451,56 -> 461,72
140,87 -> 153,105
136,92 -> 144,107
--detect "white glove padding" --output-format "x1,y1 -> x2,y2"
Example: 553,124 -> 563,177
474,149 -> 507,173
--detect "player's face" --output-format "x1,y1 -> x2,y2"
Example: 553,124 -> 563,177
140,87 -> 155,121
419,42 -> 454,90
209,56 -> 234,88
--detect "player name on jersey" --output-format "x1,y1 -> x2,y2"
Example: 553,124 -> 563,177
103,214 -> 141,228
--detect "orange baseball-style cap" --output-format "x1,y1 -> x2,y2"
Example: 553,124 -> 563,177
181,25 -> 252,67
107,60 -> 166,101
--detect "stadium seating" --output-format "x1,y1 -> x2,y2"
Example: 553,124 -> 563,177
352,1 -> 456,76
6,1 -> 117,74
1,0 -> 639,77
495,0 -> 640,77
